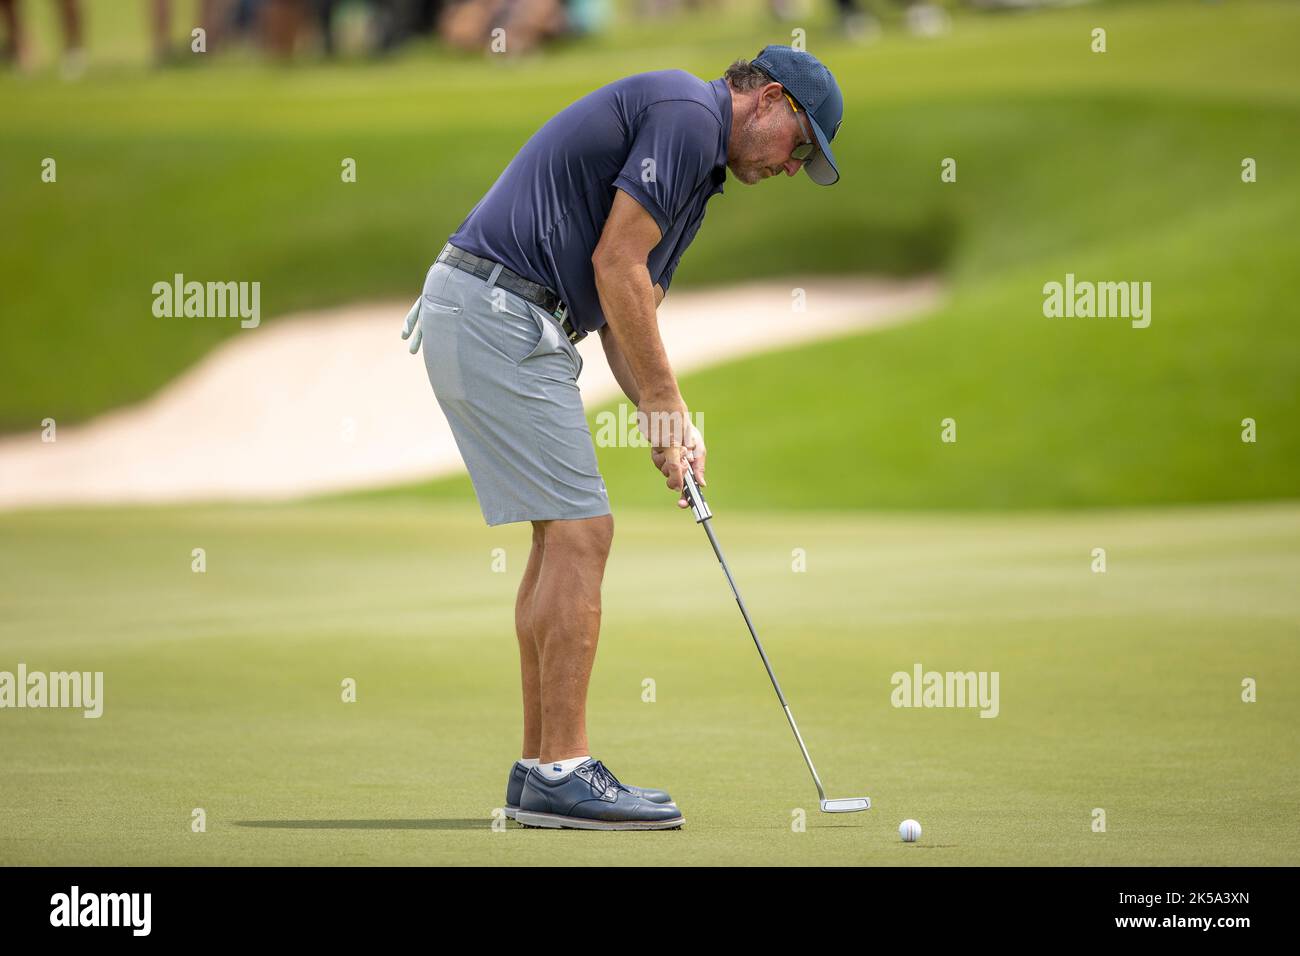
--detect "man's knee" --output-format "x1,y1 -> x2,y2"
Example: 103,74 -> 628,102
540,514 -> 613,565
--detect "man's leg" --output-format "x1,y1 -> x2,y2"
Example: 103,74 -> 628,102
514,521 -> 546,760
530,514 -> 614,763
513,512 -> 683,828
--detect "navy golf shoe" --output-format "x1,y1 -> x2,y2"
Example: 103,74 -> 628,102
514,759 -> 684,830
502,759 -> 674,819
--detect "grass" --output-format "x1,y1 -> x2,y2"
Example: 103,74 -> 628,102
6,1 -> 1296,508
3,1 -> 1296,870
0,499 -> 1296,865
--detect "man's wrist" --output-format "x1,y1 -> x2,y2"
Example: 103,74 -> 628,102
638,387 -> 683,406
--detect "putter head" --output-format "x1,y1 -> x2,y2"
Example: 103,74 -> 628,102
820,797 -> 871,813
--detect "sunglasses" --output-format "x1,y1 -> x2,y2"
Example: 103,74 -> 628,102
783,92 -> 818,163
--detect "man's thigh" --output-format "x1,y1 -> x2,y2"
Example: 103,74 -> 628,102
419,264 -> 609,527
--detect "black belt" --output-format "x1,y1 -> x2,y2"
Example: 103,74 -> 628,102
437,242 -> 585,344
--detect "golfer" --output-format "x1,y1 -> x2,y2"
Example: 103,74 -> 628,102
402,45 -> 844,830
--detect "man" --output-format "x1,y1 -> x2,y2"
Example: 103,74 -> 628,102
402,45 -> 843,830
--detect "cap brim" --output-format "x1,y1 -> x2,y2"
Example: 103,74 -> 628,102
803,113 -> 839,186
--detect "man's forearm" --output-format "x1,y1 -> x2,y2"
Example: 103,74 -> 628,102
593,259 -> 679,404
601,327 -> 641,405
599,284 -> 664,406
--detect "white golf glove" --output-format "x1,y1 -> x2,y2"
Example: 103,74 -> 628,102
400,298 -> 422,354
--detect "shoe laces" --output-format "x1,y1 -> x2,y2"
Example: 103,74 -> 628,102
583,760 -> 624,796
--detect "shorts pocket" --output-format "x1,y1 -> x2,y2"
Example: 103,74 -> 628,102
494,297 -> 556,366
559,331 -> 583,380
421,293 -> 463,315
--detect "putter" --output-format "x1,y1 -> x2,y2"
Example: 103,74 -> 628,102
680,467 -> 870,814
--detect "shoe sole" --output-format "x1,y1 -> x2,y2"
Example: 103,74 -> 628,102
514,810 -> 685,831
506,800 -> 670,820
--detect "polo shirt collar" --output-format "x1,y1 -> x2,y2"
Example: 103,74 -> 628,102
708,77 -> 732,193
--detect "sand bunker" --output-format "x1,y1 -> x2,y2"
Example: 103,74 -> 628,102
0,276 -> 941,509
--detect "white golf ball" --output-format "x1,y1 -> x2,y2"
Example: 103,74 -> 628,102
899,819 -> 922,842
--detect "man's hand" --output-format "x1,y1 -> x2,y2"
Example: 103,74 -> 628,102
650,419 -> 705,508
400,298 -> 422,354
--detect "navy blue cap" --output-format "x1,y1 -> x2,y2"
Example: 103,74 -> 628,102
750,45 -> 843,186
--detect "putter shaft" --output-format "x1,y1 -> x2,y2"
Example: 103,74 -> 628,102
682,469 -> 830,805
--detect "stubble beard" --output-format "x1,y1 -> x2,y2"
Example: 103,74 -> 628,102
730,109 -> 785,185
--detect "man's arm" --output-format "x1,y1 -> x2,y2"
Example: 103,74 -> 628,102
599,283 -> 664,406
592,190 -> 697,496
593,191 -> 679,413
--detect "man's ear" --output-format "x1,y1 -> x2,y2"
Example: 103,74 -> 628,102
761,81 -> 784,113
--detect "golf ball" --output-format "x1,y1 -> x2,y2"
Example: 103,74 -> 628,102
899,819 -> 922,842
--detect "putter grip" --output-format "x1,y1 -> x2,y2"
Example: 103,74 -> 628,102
682,468 -> 712,523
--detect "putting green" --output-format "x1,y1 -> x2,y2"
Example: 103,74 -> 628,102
1,499 -> 1295,865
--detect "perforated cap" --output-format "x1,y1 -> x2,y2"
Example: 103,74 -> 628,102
751,45 -> 844,185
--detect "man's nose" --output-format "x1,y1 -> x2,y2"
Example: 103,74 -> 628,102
782,158 -> 804,176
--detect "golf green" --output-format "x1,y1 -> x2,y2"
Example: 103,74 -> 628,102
1,499 -> 1295,865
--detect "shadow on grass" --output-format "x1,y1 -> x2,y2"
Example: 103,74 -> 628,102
235,819 -> 489,830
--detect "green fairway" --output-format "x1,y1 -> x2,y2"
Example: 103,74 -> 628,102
1,499 -> 1296,865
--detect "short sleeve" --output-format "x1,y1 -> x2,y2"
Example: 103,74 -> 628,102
658,254 -> 681,294
656,212 -> 704,293
613,100 -> 721,237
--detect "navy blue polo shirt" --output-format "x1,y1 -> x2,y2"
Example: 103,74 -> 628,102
448,70 -> 732,333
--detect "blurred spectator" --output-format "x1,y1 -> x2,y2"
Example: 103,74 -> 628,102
1,0 -> 85,76
776,0 -> 952,41
439,0 -> 567,56
246,0 -> 454,59
151,0 -> 233,63
374,1 -> 450,55
636,0 -> 719,17
259,0 -> 306,56
1,0 -> 728,71
226,0 -> 459,60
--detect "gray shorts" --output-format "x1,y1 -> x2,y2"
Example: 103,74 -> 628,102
417,261 -> 610,526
